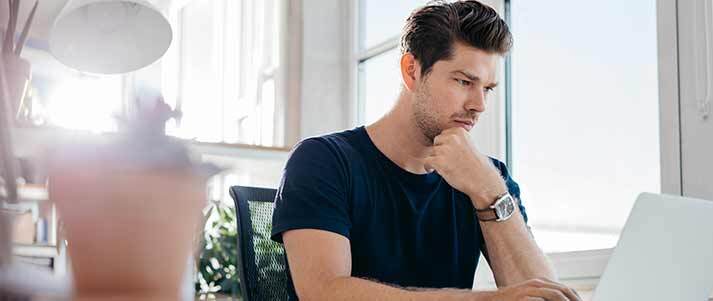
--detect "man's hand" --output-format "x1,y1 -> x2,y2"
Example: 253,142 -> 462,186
487,278 -> 583,301
424,127 -> 508,209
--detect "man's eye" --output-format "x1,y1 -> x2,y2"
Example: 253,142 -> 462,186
456,79 -> 471,86
485,87 -> 495,93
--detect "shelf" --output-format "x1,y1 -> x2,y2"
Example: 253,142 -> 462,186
13,243 -> 58,258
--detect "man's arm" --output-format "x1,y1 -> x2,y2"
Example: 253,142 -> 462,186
424,127 -> 580,299
478,206 -> 556,286
282,229 -> 493,301
283,229 -> 578,301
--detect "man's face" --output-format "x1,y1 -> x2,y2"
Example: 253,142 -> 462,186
411,42 -> 499,142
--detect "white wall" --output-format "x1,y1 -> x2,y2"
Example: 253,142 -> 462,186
299,0 -> 353,139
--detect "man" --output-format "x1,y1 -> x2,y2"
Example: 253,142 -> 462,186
271,1 -> 582,300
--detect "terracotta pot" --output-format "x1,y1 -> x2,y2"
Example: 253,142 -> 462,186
48,138 -> 207,300
0,54 -> 31,119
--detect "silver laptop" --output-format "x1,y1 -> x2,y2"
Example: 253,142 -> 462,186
592,192 -> 713,301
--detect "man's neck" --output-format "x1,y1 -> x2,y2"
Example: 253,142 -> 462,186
365,93 -> 432,175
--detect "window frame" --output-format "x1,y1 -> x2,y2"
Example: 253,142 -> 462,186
163,0 -> 291,147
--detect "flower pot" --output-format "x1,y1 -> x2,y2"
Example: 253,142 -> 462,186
1,54 -> 31,120
48,137 -> 209,300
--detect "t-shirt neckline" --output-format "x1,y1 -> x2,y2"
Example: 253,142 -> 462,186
355,126 -> 442,186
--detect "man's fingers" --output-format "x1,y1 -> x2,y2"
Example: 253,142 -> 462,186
433,134 -> 447,146
536,279 -> 582,301
441,126 -> 467,136
525,287 -> 570,301
423,156 -> 436,172
430,145 -> 445,156
526,279 -> 582,301
433,128 -> 464,146
424,154 -> 449,172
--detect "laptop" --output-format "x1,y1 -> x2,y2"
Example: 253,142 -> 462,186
592,192 -> 713,300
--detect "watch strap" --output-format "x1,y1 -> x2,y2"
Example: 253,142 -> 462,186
475,192 -> 515,222
475,206 -> 499,221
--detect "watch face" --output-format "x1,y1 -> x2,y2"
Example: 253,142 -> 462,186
494,195 -> 515,220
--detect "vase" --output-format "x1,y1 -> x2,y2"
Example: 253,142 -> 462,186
48,135 -> 210,300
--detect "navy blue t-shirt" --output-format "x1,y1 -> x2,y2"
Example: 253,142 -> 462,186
271,126 -> 527,299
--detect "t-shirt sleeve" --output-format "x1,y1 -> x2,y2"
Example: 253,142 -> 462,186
271,138 -> 351,243
480,158 -> 529,262
490,158 -> 528,224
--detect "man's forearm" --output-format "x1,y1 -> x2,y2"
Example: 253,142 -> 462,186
479,206 -> 557,286
313,276 -> 495,301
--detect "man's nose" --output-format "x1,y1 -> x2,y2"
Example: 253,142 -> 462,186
465,91 -> 486,113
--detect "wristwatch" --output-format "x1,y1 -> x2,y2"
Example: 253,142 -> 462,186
475,192 -> 517,222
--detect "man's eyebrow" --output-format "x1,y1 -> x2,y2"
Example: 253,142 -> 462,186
452,70 -> 497,87
452,70 -> 480,81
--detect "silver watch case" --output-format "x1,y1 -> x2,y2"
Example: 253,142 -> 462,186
491,193 -> 516,222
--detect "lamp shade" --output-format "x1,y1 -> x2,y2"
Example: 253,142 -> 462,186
49,0 -> 172,74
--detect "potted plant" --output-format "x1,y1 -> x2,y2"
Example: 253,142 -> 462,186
48,91 -> 220,300
0,0 -> 38,269
2,0 -> 38,122
195,202 -> 241,297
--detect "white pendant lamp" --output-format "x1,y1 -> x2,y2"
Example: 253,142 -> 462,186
49,0 -> 172,74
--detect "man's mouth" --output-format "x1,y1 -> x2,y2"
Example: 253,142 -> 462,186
454,119 -> 474,131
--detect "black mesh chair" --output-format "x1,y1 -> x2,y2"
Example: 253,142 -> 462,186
228,186 -> 289,301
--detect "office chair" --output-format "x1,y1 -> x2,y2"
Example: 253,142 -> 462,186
228,186 -> 288,301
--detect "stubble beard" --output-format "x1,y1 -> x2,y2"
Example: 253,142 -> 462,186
412,84 -> 443,144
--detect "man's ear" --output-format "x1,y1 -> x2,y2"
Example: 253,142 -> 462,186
400,53 -> 420,92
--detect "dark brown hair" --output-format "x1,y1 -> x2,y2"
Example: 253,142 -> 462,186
400,0 -> 512,77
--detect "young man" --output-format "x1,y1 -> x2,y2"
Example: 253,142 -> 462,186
271,1 -> 581,300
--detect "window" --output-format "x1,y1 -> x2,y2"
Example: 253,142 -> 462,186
357,1 -> 429,125
508,0 -> 660,253
162,0 -> 286,147
18,0 -> 287,149
360,0 -> 427,50
39,74 -> 124,133
360,48 -> 401,124
159,0 -> 290,206
19,46 -> 126,133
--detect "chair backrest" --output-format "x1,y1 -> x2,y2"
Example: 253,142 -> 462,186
228,186 -> 289,301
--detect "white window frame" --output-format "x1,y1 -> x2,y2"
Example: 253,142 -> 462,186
351,0 -> 685,294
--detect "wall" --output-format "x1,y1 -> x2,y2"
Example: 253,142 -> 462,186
299,0 -> 353,139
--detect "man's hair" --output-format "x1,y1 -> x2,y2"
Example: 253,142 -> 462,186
400,0 -> 512,77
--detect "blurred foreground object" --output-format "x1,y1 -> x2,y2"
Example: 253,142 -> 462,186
48,86 -> 219,299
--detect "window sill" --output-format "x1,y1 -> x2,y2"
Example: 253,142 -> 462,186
476,248 -> 713,300
474,248 -> 611,291
11,126 -> 291,160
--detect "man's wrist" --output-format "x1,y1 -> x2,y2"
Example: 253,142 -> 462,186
468,184 -> 508,209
